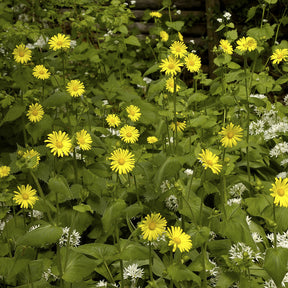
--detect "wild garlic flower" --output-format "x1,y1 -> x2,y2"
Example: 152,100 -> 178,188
123,263 -> 144,281
59,227 -> 81,247
267,230 -> 288,248
184,169 -> 193,176
96,280 -> 108,287
227,198 -> 241,206
251,232 -> 263,243
165,195 -> 179,211
229,183 -> 247,197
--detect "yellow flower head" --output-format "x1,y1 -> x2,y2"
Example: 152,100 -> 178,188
147,136 -> 158,144
76,129 -> 92,151
236,36 -> 257,52
178,32 -> 184,42
219,39 -> 233,55
23,149 -> 40,168
218,123 -> 243,148
26,103 -> 44,123
106,114 -> 121,127
138,213 -> 167,241
166,77 -> 180,93
48,33 -> 71,51
126,105 -> 141,122
32,65 -> 51,80
13,184 -> 38,209
109,148 -> 135,175
150,11 -> 162,18
66,79 -> 85,97
120,125 -> 140,144
271,48 -> 288,65
159,55 -> 183,76
170,121 -> 186,132
170,41 -> 188,58
45,131 -> 72,157
12,44 -> 32,64
270,177 -> 288,207
0,166 -> 10,178
184,53 -> 201,73
198,149 -> 222,174
166,226 -> 192,253
160,31 -> 169,42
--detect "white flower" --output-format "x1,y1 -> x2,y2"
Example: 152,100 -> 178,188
184,168 -> 193,176
29,224 -> 40,232
70,40 -> 77,48
96,280 -> 108,287
176,10 -> 181,15
277,172 -> 288,179
229,183 -> 247,197
250,93 -> 266,99
267,230 -> 288,248
283,95 -> 288,106
42,268 -> 58,281
281,159 -> 288,166
107,128 -> 120,136
165,194 -> 178,211
123,263 -> 144,281
102,100 -> 109,105
252,232 -> 263,243
246,216 -> 252,226
227,198 -> 241,206
270,142 -> 288,158
34,35 -> 48,48
189,39 -> 195,44
59,227 -> 81,247
143,77 -> 152,84
223,11 -> 231,20
217,18 -> 223,23
130,0 -> 136,4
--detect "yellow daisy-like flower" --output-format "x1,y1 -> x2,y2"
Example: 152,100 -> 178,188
198,149 -> 222,174
178,32 -> 184,42
170,41 -> 188,58
184,53 -> 201,73
159,55 -> 183,76
76,129 -> 92,151
270,177 -> 288,207
66,79 -> 85,97
12,43 -> 32,64
219,39 -> 233,55
119,125 -> 140,144
45,131 -> 72,157
0,166 -> 10,178
218,123 -> 243,148
109,148 -> 135,175
26,103 -> 44,123
147,136 -> 158,144
166,226 -> 192,253
126,105 -> 141,122
48,33 -> 71,51
13,184 -> 38,209
138,213 -> 167,241
160,31 -> 169,42
150,11 -> 162,18
236,37 -> 257,52
271,48 -> 288,65
32,65 -> 51,80
170,121 -> 186,132
166,77 -> 180,93
23,149 -> 40,168
106,114 -> 121,127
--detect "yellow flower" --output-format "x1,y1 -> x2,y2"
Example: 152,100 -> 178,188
159,55 -> 183,76
184,53 -> 201,73
198,149 -> 222,174
45,131 -> 72,157
32,65 -> 51,80
170,121 -> 186,132
166,77 -> 180,93
126,105 -> 141,122
23,149 -> 40,168
166,226 -> 192,253
270,177 -> 288,207
271,48 -> 288,64
0,166 -> 10,178
178,32 -> 184,42
12,44 -> 32,64
150,11 -> 162,18
138,213 -> 167,241
219,39 -> 233,55
160,31 -> 169,42
109,148 -> 135,174
13,184 -> 38,209
66,79 -> 85,97
26,103 -> 44,123
236,37 -> 257,52
120,125 -> 140,144
218,123 -> 243,148
170,41 -> 188,58
48,33 -> 71,51
76,129 -> 92,150
147,136 -> 158,144
106,114 -> 121,127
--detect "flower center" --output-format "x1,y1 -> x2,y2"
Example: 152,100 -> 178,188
118,158 -> 125,165
173,237 -> 181,245
39,70 -> 44,74
57,41 -> 63,46
73,85 -> 79,91
176,46 -> 181,52
206,160 -> 213,166
148,222 -> 156,230
78,137 -> 85,145
126,132 -> 132,137
188,60 -> 195,66
168,63 -> 175,70
227,131 -> 234,139
19,50 -> 25,57
277,188 -> 285,196
55,141 -> 63,149
129,111 -> 135,116
31,109 -> 39,116
22,193 -> 29,200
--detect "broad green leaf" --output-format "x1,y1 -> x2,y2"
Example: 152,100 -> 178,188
247,23 -> 275,40
0,104 -> 25,126
124,35 -> 141,46
144,63 -> 160,77
190,115 -> 217,128
48,175 -> 72,203
246,6 -> 258,22
188,92 -> 208,104
165,21 -> 184,31
43,91 -> 71,107
147,78 -> 166,98
26,115 -> 53,142
225,29 -> 238,41
167,263 -> 201,284
73,203 -> 93,213
264,0 -> 277,3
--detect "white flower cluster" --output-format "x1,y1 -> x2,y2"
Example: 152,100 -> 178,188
123,263 -> 144,282
160,180 -> 174,193
251,232 -> 263,243
42,268 -> 58,281
267,230 -> 288,248
270,142 -> 288,158
206,259 -> 219,287
59,227 -> 81,247
264,272 -> 288,288
184,168 -> 193,176
165,194 -> 179,211
227,198 -> 241,206
29,224 -> 40,232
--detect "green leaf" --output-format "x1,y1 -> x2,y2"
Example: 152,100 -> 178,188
264,0 -> 277,3
225,29 -> 238,41
48,175 -> 72,203
26,115 -> 53,142
43,91 -> 71,107
165,21 -> 184,31
246,6 -> 258,22
124,35 -> 141,46
147,78 -> 166,98
190,115 -> 217,128
167,263 -> 201,284
144,63 -> 160,77
187,92 -> 208,104
0,104 -> 25,126
73,204 -> 93,213
17,224 -> 63,247
247,23 -> 275,40
264,248 -> 288,286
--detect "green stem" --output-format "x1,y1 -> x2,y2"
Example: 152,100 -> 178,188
115,227 -> 124,288
222,148 -> 227,220
149,242 -> 153,281
202,243 -> 207,288
133,175 -> 141,205
173,77 -> 178,153
73,148 -> 79,184
57,245 -> 64,288
273,203 -> 277,248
